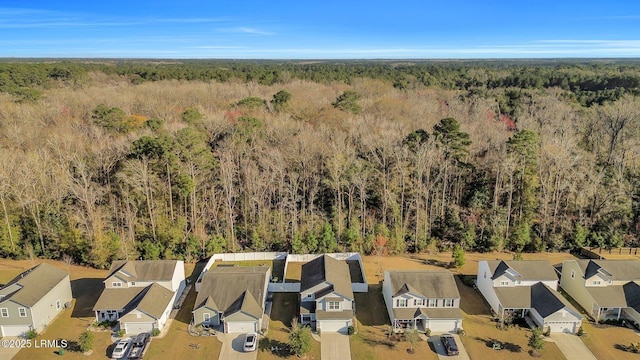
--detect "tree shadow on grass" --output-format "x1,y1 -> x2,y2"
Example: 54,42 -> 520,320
259,338 -> 291,357
473,336 -> 522,353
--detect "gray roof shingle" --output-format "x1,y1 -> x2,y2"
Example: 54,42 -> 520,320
487,260 -> 558,281
194,266 -> 269,320
300,255 -> 353,299
107,260 -> 179,282
386,270 -> 460,299
0,263 -> 69,307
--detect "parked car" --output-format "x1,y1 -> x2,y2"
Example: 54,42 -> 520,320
128,333 -> 151,359
440,335 -> 459,356
112,338 -> 133,359
243,332 -> 258,352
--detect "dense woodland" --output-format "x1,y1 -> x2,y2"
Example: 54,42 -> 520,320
1,59 -> 640,268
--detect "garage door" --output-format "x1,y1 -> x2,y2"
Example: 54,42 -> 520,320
124,322 -> 154,335
318,320 -> 350,334
547,322 -> 577,334
426,320 -> 459,333
1,325 -> 31,337
226,321 -> 257,333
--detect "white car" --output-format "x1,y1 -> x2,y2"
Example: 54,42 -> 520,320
112,338 -> 133,359
243,332 -> 258,352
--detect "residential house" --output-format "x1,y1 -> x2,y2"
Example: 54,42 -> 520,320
561,259 -> 640,325
93,260 -> 186,334
193,266 -> 270,333
382,270 -> 463,333
0,263 -> 72,337
299,255 -> 355,334
478,260 -> 582,333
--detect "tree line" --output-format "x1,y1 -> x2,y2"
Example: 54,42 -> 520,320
0,61 -> 639,268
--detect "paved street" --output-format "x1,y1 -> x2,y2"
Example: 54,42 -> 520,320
550,333 -> 597,360
321,333 -> 351,360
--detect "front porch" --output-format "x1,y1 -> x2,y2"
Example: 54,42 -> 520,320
594,306 -> 623,321
95,309 -> 121,322
392,318 -> 426,333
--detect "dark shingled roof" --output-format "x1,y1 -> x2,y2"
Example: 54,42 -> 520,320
194,266 -> 269,320
624,282 -> 640,313
487,260 -> 558,281
0,263 -> 69,307
107,260 -> 179,282
300,255 -> 353,299
493,282 -> 581,320
386,270 -> 460,299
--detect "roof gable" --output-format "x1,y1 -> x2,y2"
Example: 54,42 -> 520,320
387,270 -> 459,299
0,263 -> 68,307
194,266 -> 268,317
487,260 -> 558,281
107,260 -> 178,283
300,255 -> 353,299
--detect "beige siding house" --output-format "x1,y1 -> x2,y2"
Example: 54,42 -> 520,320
561,259 -> 640,325
299,255 -> 355,334
93,260 -> 185,334
0,263 -> 72,337
193,266 -> 270,333
382,270 -> 463,333
478,260 -> 582,334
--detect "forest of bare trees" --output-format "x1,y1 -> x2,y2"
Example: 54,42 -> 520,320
1,61 -> 639,268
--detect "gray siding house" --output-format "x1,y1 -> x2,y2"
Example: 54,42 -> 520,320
382,270 -> 463,333
0,263 -> 72,337
93,260 -> 185,335
193,266 -> 270,333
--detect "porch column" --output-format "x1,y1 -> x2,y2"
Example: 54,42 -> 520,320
617,308 -> 621,321
597,307 -> 601,321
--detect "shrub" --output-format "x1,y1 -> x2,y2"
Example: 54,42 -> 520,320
457,328 -> 466,336
347,326 -> 355,335
117,329 -> 125,337
577,326 -> 584,336
236,96 -> 266,109
79,331 -> 94,352
152,328 -> 161,336
425,328 -> 432,337
25,329 -> 37,339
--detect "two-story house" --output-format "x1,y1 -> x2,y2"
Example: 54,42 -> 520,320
0,263 -> 72,337
299,255 -> 355,334
93,260 -> 186,334
478,260 -> 582,333
382,270 -> 463,333
560,259 -> 640,324
193,266 -> 270,333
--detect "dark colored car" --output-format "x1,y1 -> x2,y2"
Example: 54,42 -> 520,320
128,333 -> 151,359
440,335 -> 459,356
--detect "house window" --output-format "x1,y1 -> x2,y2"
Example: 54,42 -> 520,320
203,313 -> 211,323
0,308 -> 8,317
571,270 -> 575,279
593,280 -> 601,285
131,282 -> 136,286
500,281 -> 509,286
427,299 -> 437,307
444,299 -> 454,307
397,298 -> 407,307
414,298 -> 424,306
516,280 -> 522,285
112,282 -> 122,287
328,301 -> 341,310
18,308 -> 26,317
307,294 -> 313,298
56,300 -> 61,310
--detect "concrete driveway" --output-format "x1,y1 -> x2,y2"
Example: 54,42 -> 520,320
321,333 -> 351,360
0,337 -> 22,360
217,333 -> 257,360
429,334 -> 471,360
550,333 -> 597,360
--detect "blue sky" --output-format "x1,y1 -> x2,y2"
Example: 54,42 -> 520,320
1,0 -> 640,58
